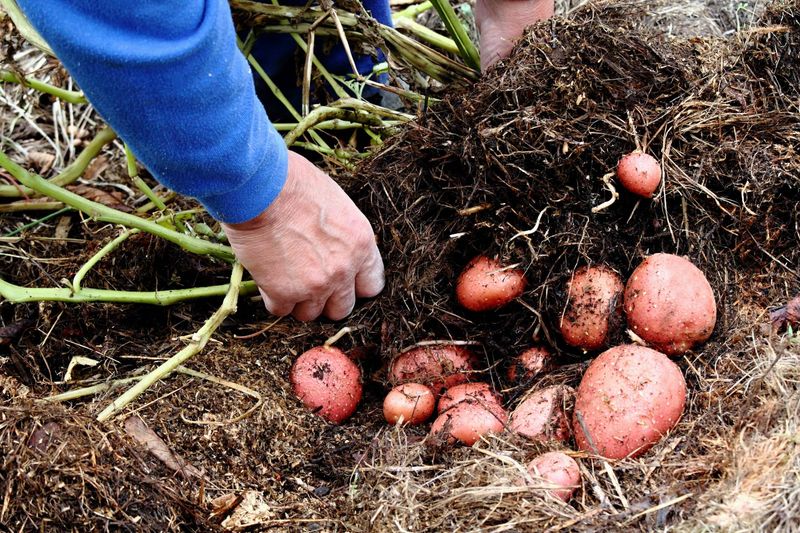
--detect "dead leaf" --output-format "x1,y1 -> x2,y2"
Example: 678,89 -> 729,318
83,155 -> 109,181
123,416 -> 203,478
0,319 -> 35,346
67,184 -> 130,211
54,216 -> 72,239
27,422 -> 60,452
220,491 -> 276,530
209,493 -> 244,521
28,151 -> 55,173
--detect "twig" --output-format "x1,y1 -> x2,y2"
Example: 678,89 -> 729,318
96,263 -> 244,422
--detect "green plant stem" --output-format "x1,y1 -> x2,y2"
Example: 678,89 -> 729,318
96,263 -> 244,422
0,70 -> 87,104
3,207 -> 72,237
72,228 -> 138,292
428,0 -> 480,70
0,127 -> 117,198
272,119 -> 402,131
394,1 -> 433,19
0,200 -> 64,212
393,17 -> 459,54
44,375 -> 144,402
123,143 -> 139,178
0,276 -> 258,305
132,177 -> 167,211
283,107 -> 380,146
135,191 -> 177,214
0,151 -> 235,261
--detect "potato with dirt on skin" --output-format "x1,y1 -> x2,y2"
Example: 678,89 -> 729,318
290,346 -> 362,424
437,382 -> 503,414
389,344 -> 476,394
456,255 -> 526,312
573,344 -> 686,459
509,385 -> 573,443
383,383 -> 436,425
525,451 -> 581,502
506,346 -> 552,384
624,253 -> 716,355
430,401 -> 508,446
560,265 -> 624,352
616,151 -> 662,198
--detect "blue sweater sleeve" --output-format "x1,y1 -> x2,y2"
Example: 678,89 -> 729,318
17,0 -> 288,224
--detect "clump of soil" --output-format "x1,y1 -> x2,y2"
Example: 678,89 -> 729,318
1,0 -> 799,530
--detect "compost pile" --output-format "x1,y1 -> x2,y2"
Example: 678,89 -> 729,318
1,0 -> 799,531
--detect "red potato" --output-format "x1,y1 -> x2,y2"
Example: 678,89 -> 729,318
573,344 -> 686,459
560,265 -> 624,352
383,383 -> 436,425
389,344 -> 476,394
525,452 -> 581,502
290,346 -> 362,424
509,385 -> 573,442
456,255 -> 526,312
616,151 -> 662,198
438,382 -> 503,414
507,346 -> 552,384
624,253 -> 716,355
430,401 -> 508,446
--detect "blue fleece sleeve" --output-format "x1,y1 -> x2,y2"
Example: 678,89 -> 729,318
17,0 -> 288,224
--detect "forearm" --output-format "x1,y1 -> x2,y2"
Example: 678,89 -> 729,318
17,0 -> 288,223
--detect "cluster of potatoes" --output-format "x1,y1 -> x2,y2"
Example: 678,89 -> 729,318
290,152 -> 718,502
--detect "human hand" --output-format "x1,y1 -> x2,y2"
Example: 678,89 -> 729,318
476,0 -> 554,72
222,151 -> 385,321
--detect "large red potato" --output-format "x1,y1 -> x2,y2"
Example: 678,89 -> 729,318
456,255 -> 526,312
290,346 -> 362,424
384,383 -> 436,425
560,265 -> 624,351
509,385 -> 573,442
525,452 -> 581,502
430,401 -> 508,446
573,344 -> 686,459
389,344 -> 476,394
624,253 -> 716,355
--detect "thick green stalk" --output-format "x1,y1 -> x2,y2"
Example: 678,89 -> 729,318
96,263 -> 244,421
0,276 -> 257,305
394,1 -> 433,19
0,151 -> 235,261
1,70 -> 88,104
0,127 -> 117,198
0,200 -> 64,212
428,0 -> 480,70
393,18 -> 459,54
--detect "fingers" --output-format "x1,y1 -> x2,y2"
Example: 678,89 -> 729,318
355,243 -> 386,298
259,288 -> 295,317
323,288 -> 357,321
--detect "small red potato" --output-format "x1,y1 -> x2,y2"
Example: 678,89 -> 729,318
430,401 -> 508,446
560,265 -> 624,351
624,253 -> 716,355
389,344 -> 476,394
290,346 -> 362,424
573,344 -> 686,459
616,151 -> 661,198
509,385 -> 573,442
383,383 -> 436,425
438,382 -> 503,414
525,451 -> 581,502
456,255 -> 526,312
506,346 -> 552,384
